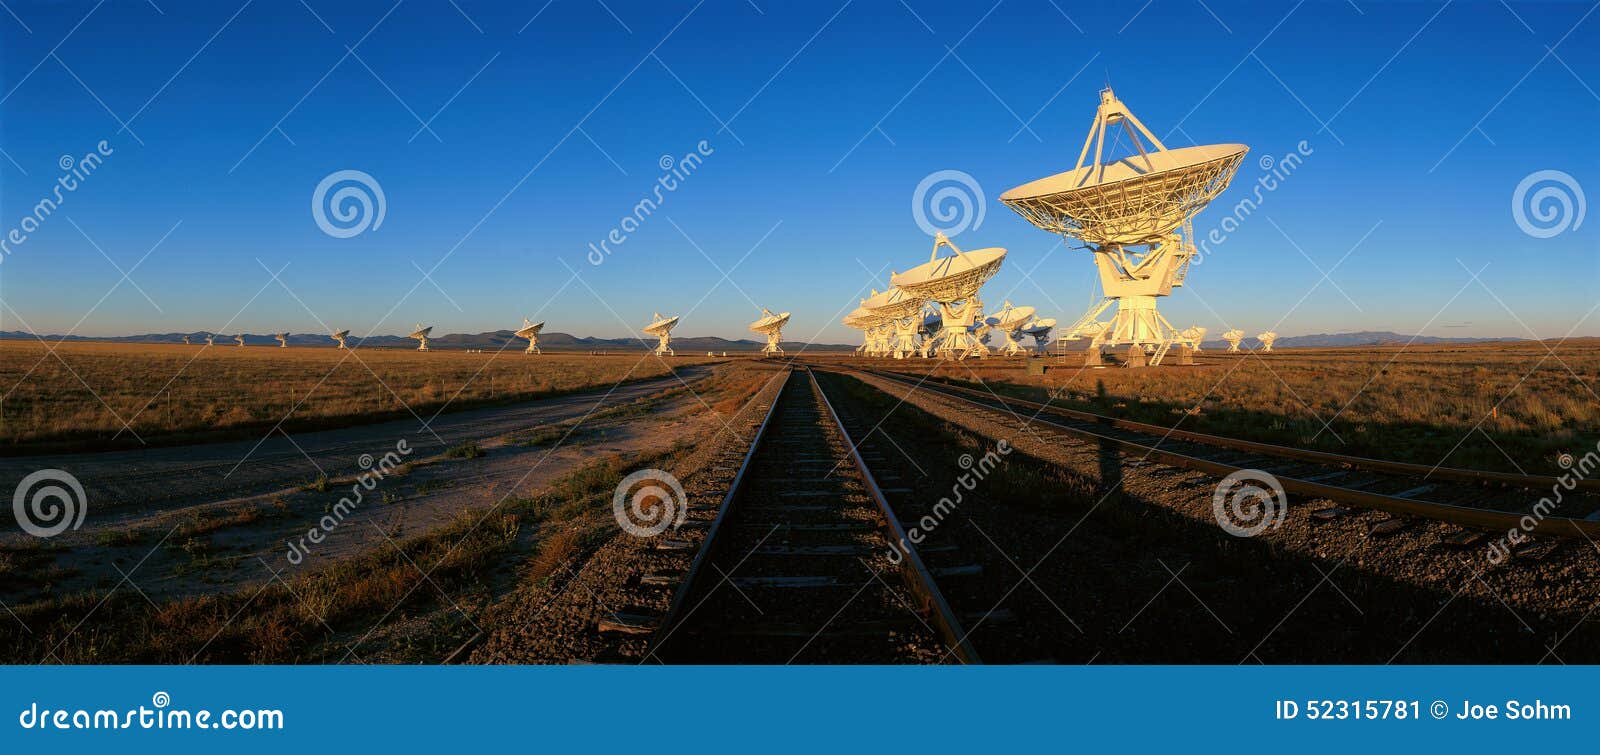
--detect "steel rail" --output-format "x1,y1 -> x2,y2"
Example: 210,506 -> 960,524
859,366 -> 1600,494
832,365 -> 1600,540
808,368 -> 982,665
649,368 -> 790,658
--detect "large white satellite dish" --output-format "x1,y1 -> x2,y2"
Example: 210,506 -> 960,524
331,329 -> 350,350
1223,329 -> 1245,352
1023,317 -> 1057,353
861,286 -> 925,359
409,324 -> 433,352
1258,331 -> 1278,352
987,302 -> 1038,357
1001,87 -> 1247,367
234,334 -> 246,347
890,232 -> 1006,359
749,308 -> 791,356
644,313 -> 678,356
203,333 -> 215,346
275,332 -> 290,349
516,318 -> 546,354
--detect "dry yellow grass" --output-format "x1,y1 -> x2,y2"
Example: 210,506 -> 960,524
0,340 -> 720,453
849,339 -> 1600,475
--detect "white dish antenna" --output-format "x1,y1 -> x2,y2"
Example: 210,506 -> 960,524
204,333 -> 215,346
1257,331 -> 1278,352
1023,317 -> 1057,352
331,329 -> 350,349
749,308 -> 791,356
1001,88 -> 1247,367
644,313 -> 678,356
409,324 -> 433,352
234,334 -> 246,347
1223,329 -> 1245,352
515,318 -> 546,354
1179,326 -> 1207,351
890,233 -> 1007,359
987,301 -> 1038,356
275,332 -> 290,348
181,334 -> 191,345
861,287 -> 925,359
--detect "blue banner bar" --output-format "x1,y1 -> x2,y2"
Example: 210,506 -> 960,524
0,666 -> 1589,752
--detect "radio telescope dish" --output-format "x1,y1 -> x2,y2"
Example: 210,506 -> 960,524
204,333 -> 215,346
749,308 -> 791,356
644,313 -> 678,356
1180,326 -> 1207,351
1257,331 -> 1278,352
516,318 -> 545,354
275,332 -> 290,348
1223,329 -> 1245,352
890,232 -> 1007,359
844,307 -> 887,357
181,334 -> 191,345
234,334 -> 247,347
1001,88 -> 1247,367
409,324 -> 433,352
1023,317 -> 1057,352
861,287 -> 925,359
331,330 -> 350,350
987,301 -> 1037,356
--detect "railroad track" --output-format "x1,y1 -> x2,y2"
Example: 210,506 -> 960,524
832,364 -> 1600,544
628,368 -> 980,664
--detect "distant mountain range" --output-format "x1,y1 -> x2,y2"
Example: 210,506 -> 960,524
1198,331 -> 1523,350
0,329 -> 857,352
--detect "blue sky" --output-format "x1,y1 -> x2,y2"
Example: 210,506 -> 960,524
1,0 -> 1596,343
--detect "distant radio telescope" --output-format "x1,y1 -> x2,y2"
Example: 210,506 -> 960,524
331,330 -> 350,349
1000,88 -> 1247,367
1258,331 -> 1278,352
204,333 -> 216,346
644,313 -> 678,356
890,232 -> 1007,360
409,324 -> 433,352
516,318 -> 545,354
181,334 -> 191,345
234,334 -> 247,347
1222,329 -> 1245,352
860,286 -> 924,359
1180,326 -> 1208,351
748,308 -> 791,356
987,301 -> 1037,357
1022,317 -> 1057,353
275,332 -> 290,348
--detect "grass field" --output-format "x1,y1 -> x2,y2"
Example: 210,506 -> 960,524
0,340 -> 722,453
846,339 -> 1600,476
